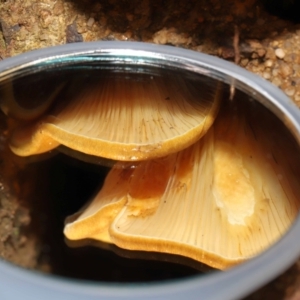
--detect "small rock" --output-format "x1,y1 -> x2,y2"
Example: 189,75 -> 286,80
284,53 -> 296,63
295,92 -> 300,102
39,33 -> 48,41
265,47 -> 276,60
263,71 -> 271,80
272,77 -> 282,87
284,86 -> 296,97
220,47 -> 235,59
279,62 -> 292,77
275,48 -> 285,59
251,59 -> 259,67
53,2 -> 64,15
293,64 -> 300,76
66,22 -> 83,43
272,68 -> 279,77
251,52 -> 259,59
153,27 -> 192,46
87,17 -> 95,28
240,58 -> 249,67
257,48 -> 266,57
0,20 -> 20,44
265,59 -> 273,67
247,39 -> 263,49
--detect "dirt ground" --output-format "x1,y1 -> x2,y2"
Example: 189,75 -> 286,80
1,0 -> 300,298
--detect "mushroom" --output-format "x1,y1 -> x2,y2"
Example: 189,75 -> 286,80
8,72 -> 222,161
7,68 -> 300,270
64,100 -> 300,269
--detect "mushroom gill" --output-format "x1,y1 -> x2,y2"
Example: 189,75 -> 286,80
8,73 -> 222,161
64,100 -> 300,270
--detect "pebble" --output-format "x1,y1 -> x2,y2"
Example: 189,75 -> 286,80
266,47 -> 276,60
240,58 -> 249,67
251,59 -> 259,67
272,68 -> 279,77
284,87 -> 296,97
257,48 -> 266,57
275,48 -> 285,59
262,71 -> 271,80
294,68 -> 300,80
295,93 -> 300,102
272,77 -> 282,87
87,17 -> 95,28
264,59 -> 273,67
279,62 -> 292,77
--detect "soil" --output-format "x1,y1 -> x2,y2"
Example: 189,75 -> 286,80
1,0 -> 300,298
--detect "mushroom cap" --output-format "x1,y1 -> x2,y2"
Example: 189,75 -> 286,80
9,72 -> 222,161
64,100 -> 300,269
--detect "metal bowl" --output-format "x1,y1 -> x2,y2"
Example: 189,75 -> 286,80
0,41 -> 300,300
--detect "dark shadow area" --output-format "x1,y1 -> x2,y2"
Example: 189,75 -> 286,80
262,0 -> 300,23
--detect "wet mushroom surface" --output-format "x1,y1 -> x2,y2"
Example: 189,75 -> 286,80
9,68 -> 221,161
2,62 -> 300,277
64,96 -> 300,270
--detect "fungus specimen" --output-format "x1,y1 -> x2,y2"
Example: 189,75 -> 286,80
7,69 -> 300,270
64,101 -> 300,269
9,73 -> 221,161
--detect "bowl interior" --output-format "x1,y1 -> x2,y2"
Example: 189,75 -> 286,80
0,42 -> 300,300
